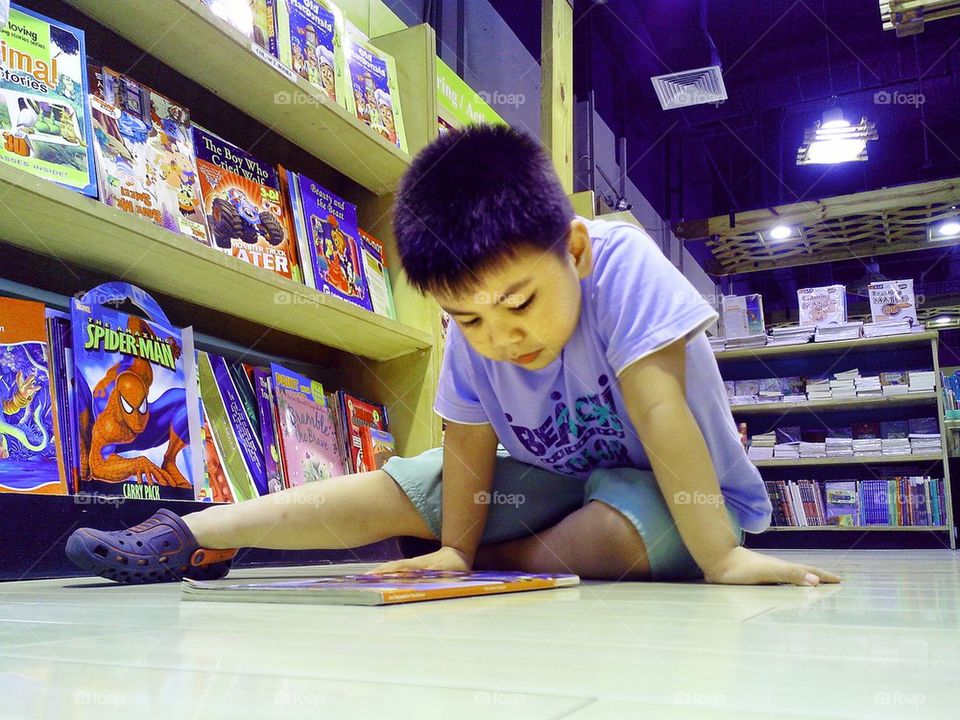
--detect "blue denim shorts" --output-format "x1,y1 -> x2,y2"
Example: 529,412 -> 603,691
382,447 -> 743,581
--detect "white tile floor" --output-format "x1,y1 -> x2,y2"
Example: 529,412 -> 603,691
1,550 -> 958,719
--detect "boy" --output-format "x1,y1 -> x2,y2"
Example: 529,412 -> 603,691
66,125 -> 839,587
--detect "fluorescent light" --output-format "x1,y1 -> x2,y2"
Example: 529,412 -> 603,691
932,316 -> 956,326
928,218 -> 960,242
769,225 -> 794,241
797,110 -> 877,165
939,221 -> 960,236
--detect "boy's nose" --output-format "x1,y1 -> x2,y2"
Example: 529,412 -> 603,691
486,321 -> 523,349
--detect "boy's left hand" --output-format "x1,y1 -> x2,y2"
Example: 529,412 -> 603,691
368,546 -> 472,575
703,546 -> 841,586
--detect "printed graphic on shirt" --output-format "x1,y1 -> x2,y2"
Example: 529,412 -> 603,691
505,374 -> 630,475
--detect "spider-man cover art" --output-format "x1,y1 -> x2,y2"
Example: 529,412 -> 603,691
71,284 -> 197,500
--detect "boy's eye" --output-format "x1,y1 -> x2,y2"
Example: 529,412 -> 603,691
462,317 -> 481,327
511,294 -> 536,313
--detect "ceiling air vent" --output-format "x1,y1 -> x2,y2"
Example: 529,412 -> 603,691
650,65 -> 727,110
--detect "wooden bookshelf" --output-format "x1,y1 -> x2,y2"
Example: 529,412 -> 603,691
730,393 -> 939,415
715,332 -> 938,361
65,0 -> 431,195
752,454 -> 944,468
0,162 -> 432,362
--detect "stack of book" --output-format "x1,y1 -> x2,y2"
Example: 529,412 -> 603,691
909,417 -> 942,454
773,426 -> 800,460
781,376 -> 807,403
806,379 -> 833,401
799,441 -> 826,458
880,437 -> 912,456
863,319 -> 913,338
942,370 -> 960,416
767,325 -> 815,347
758,378 -> 784,403
879,420 -> 910,456
814,322 -> 863,343
747,432 -> 776,460
732,379 -> 761,405
852,422 -> 883,457
855,375 -> 883,398
881,371 -> 910,396
908,370 -> 936,394
709,336 -> 726,352
830,370 -> 859,399
724,335 -> 769,350
825,430 -> 854,458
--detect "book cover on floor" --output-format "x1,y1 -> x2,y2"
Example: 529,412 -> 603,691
272,363 -> 345,487
182,569 -> 580,606
275,0 -> 346,106
197,351 -> 267,502
0,296 -> 66,494
0,4 -> 96,195
192,124 -> 298,279
288,172 -> 372,310
70,283 -> 198,500
343,31 -> 407,151
88,65 -> 208,243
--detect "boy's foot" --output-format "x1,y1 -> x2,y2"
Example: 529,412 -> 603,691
65,508 -> 238,585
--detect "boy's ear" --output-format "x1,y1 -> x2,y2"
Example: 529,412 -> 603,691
567,219 -> 593,279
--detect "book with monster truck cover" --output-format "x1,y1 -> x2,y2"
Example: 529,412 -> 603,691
70,283 -> 200,500
192,124 -> 299,280
0,296 -> 67,494
0,4 -> 96,196
271,363 -> 345,488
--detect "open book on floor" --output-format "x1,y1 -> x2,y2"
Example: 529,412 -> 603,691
181,570 -> 580,606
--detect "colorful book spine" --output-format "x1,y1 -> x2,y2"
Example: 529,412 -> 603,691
251,367 -> 285,494
359,229 -> 397,320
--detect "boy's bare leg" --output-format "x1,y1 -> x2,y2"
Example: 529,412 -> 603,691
473,501 -> 651,581
182,470 -> 435,550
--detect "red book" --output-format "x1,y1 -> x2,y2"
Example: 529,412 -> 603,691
340,392 -> 388,473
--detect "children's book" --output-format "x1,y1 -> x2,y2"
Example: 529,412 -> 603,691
358,229 -> 397,320
192,124 -> 299,279
721,294 -> 765,339
88,65 -> 208,243
0,296 -> 66,494
338,391 -> 388,473
71,283 -> 199,500
200,0 -> 275,51
272,363 -> 345,487
852,422 -> 882,439
275,0 -> 346,106
182,569 -> 580,606
797,285 -> 847,327
288,172 -> 372,310
196,351 -> 266,502
279,165 -> 313,287
880,420 -> 909,439
0,4 -> 96,196
360,426 -> 395,470
45,308 -> 74,491
868,279 -> 917,326
251,366 -> 285,493
343,31 -> 407,151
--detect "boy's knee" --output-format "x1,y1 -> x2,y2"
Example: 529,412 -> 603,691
585,500 -> 650,580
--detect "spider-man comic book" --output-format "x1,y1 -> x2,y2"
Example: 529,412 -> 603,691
70,283 -> 199,500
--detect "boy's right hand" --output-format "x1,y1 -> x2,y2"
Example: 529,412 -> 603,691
368,546 -> 472,575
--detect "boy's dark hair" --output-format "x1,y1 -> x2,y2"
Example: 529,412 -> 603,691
393,124 -> 574,296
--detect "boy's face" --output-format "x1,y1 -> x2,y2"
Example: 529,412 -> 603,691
436,219 -> 592,370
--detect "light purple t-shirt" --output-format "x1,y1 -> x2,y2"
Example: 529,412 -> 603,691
435,217 -> 772,533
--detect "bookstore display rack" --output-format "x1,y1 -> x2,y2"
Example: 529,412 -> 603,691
715,331 -> 957,549
0,2 -> 446,579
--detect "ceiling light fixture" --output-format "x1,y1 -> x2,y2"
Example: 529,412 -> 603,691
797,108 -> 877,166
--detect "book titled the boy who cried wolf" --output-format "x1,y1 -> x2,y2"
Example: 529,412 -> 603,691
71,283 -> 200,501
